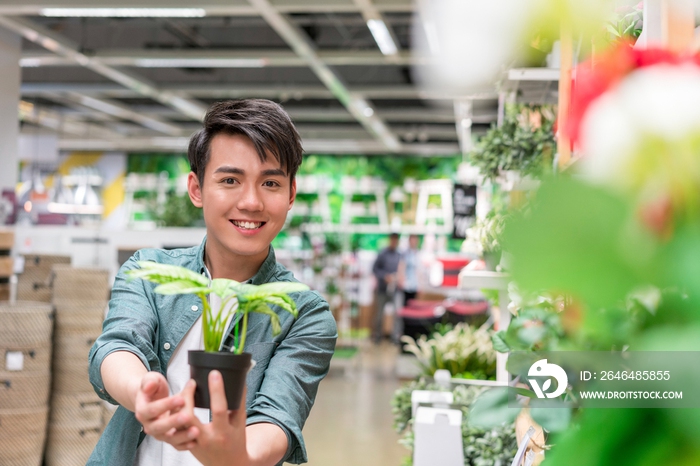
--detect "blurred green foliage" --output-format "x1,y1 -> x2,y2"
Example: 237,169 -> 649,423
474,173 -> 700,464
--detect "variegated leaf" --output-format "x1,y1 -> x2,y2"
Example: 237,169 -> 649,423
260,295 -> 298,317
255,281 -> 309,295
154,281 -> 211,295
127,261 -> 208,287
250,303 -> 282,336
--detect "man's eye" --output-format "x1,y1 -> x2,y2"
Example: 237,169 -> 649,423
263,180 -> 280,187
223,178 -> 235,184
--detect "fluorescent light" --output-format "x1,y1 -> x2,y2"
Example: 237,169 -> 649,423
19,58 -> 41,67
134,58 -> 266,68
41,8 -> 206,18
366,19 -> 398,56
47,203 -> 103,215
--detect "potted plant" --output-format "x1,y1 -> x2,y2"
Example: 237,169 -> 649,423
474,212 -> 508,271
126,261 -> 308,409
469,103 -> 556,184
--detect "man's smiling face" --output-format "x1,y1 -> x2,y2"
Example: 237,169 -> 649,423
188,132 -> 296,266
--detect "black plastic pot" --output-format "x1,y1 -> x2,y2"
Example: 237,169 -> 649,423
188,350 -> 252,410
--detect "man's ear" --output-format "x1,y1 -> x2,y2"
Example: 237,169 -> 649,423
288,178 -> 297,211
187,172 -> 203,208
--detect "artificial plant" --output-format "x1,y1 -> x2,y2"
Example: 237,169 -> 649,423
469,104 -> 556,183
127,261 -> 308,353
391,378 -> 517,466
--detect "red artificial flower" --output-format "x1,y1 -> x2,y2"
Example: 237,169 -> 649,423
566,42 -> 698,146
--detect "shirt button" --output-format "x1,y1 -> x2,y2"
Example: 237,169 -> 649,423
163,343 -> 171,350
191,305 -> 198,311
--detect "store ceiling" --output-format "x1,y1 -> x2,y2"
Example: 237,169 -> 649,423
1,1 -> 506,156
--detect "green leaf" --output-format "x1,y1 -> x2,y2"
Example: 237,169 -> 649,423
127,261 -> 208,287
255,281 -> 309,295
210,278 -> 237,298
258,295 -> 299,317
153,281 -> 211,295
513,387 -> 537,398
505,177 -> 655,310
530,404 -> 572,432
227,283 -> 259,297
467,388 -> 520,428
491,331 -> 511,353
249,303 -> 282,336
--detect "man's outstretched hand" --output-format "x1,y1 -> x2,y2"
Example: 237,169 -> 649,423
134,372 -> 200,451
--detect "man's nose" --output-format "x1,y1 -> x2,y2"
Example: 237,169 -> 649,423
236,184 -> 264,211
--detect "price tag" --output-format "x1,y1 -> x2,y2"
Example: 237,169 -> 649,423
6,351 -> 24,371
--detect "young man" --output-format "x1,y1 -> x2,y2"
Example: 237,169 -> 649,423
88,99 -> 337,466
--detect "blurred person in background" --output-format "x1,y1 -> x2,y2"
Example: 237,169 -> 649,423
371,232 -> 401,343
397,234 -> 420,307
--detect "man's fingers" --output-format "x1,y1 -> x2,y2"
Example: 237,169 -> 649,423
141,410 -> 194,439
135,395 -> 184,423
208,370 -> 231,430
139,372 -> 168,402
164,425 -> 200,449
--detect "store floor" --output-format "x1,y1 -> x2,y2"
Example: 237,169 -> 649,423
300,341 -> 409,466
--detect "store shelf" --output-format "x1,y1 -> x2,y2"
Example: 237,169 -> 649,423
504,67 -> 559,105
299,223 -> 453,236
458,270 -> 509,290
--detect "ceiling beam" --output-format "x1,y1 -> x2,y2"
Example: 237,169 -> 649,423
0,2 -> 413,16
21,83 -> 497,101
55,136 -> 457,155
247,0 -> 401,152
45,104 -> 496,125
40,92 -> 184,136
20,49 -> 421,68
19,101 -> 124,139
0,15 -> 208,122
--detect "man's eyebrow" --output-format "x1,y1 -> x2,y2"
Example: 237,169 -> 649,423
213,166 -> 287,177
261,168 -> 287,177
213,166 -> 244,175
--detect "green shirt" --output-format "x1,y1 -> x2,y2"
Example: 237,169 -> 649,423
87,238 -> 337,465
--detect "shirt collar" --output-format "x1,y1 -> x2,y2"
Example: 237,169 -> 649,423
196,235 -> 277,284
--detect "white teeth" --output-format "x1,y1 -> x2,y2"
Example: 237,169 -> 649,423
233,220 -> 261,230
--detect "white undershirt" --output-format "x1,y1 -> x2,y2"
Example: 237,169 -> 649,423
134,291 -> 237,466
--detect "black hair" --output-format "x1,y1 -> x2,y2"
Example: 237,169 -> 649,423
188,99 -> 303,186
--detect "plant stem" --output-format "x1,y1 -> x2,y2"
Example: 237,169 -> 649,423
234,320 -> 239,353
237,308 -> 250,355
197,293 -> 214,352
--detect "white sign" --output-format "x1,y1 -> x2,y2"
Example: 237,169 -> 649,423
6,351 -> 24,371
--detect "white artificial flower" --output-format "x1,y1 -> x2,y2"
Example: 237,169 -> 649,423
624,64 -> 700,139
578,63 -> 700,187
578,90 -> 637,185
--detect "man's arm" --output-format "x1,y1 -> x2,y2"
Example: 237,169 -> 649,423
372,249 -> 389,281
100,351 -> 148,412
246,423 -> 288,465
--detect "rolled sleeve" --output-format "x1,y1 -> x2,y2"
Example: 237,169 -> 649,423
247,293 -> 337,464
88,252 -> 161,404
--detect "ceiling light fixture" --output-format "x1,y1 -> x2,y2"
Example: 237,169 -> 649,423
366,19 -> 398,56
40,8 -> 206,18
